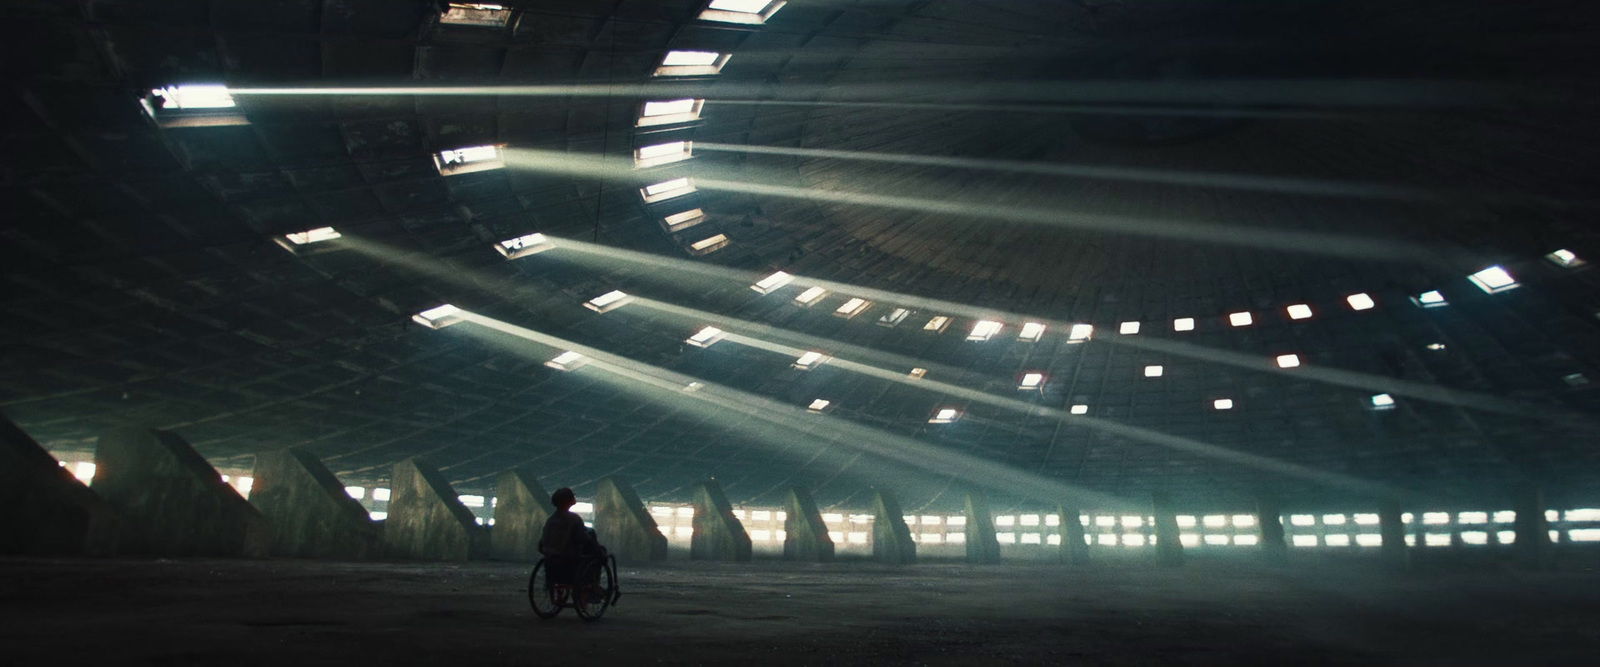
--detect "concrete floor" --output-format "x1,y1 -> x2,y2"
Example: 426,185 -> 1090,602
4,557 -> 1598,666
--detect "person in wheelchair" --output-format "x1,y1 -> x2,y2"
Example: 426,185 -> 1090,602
539,488 -> 607,583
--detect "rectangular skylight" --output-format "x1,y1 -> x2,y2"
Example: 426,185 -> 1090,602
792,351 -> 829,370
834,298 -> 871,319
1286,304 -> 1313,320
1070,404 -> 1088,415
1173,317 -> 1195,331
967,320 -> 1003,341
663,209 -> 707,233
1018,372 -> 1044,390
751,271 -> 794,294
73,461 -> 95,483
585,290 -> 633,313
546,351 -> 589,371
144,84 -> 248,127
1346,293 -> 1376,310
434,145 -> 504,176
638,98 -> 705,127
682,381 -> 705,392
1144,365 -> 1163,377
1412,290 -> 1447,308
283,227 -> 341,245
807,398 -> 831,413
1067,323 -> 1093,343
1546,249 -> 1584,268
412,304 -> 463,330
1468,266 -> 1519,294
1370,393 -> 1395,409
635,141 -> 693,168
1019,322 -> 1046,342
641,177 -> 696,203
1276,353 -> 1301,368
1119,321 -> 1140,335
372,488 -> 391,502
152,84 -> 235,109
928,407 -> 960,424
1213,398 -> 1233,410
794,286 -> 828,306
878,308 -> 911,327
686,326 -> 724,348
923,315 -> 951,332
1228,311 -> 1253,327
494,232 -> 552,260
684,233 -> 729,254
439,3 -> 513,27
700,0 -> 786,24
908,367 -> 927,379
655,51 -> 729,77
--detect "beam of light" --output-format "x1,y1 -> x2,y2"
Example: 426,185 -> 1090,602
693,142 -> 1450,202
498,147 -> 1435,262
447,309 -> 1135,510
710,330 -> 1404,499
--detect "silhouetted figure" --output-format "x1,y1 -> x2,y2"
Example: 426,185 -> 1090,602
540,487 -> 605,562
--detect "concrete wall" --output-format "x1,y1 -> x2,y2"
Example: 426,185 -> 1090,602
489,468 -> 552,562
782,486 -> 835,562
871,489 -> 917,564
690,480 -> 752,561
93,426 -> 268,557
249,449 -> 380,560
963,492 -> 1001,564
0,415 -> 117,555
382,458 -> 487,561
595,477 -> 667,563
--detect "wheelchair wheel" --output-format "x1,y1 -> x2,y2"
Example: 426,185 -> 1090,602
527,559 -> 565,619
572,557 -> 616,621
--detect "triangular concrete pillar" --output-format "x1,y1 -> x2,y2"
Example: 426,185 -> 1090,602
690,480 -> 752,562
782,486 -> 835,562
489,468 -> 553,562
249,448 -> 380,560
595,477 -> 667,562
0,414 -> 117,556
93,426 -> 269,557
382,457 -> 487,561
871,488 -> 916,564
963,491 -> 1001,564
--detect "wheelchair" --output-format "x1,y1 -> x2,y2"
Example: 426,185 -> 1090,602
527,552 -> 621,621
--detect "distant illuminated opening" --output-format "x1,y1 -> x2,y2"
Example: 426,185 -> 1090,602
1018,372 -> 1044,390
967,320 -> 1003,341
1370,393 -> 1395,409
1227,311 -> 1252,327
641,177 -> 696,203
439,3 -> 513,27
412,304 -> 464,330
751,271 -> 794,294
835,298 -> 871,319
1019,322 -> 1046,342
908,367 -> 927,379
1546,249 -> 1584,268
1069,404 -> 1088,415
494,232 -> 552,260
435,145 -> 504,175
585,290 -> 633,313
1285,304 -> 1313,320
1213,398 -> 1233,410
923,315 -> 951,333
794,286 -> 828,306
1275,354 -> 1301,368
1346,293 -> 1376,310
282,227 -> 342,246
792,351 -> 829,370
1067,323 -> 1093,343
655,51 -> 730,77
1412,290 -> 1447,308
928,407 -> 960,424
634,141 -> 693,168
807,398 -> 830,413
638,98 -> 704,127
1144,365 -> 1163,378
686,326 -> 725,348
878,308 -> 911,327
1173,317 -> 1195,332
699,0 -> 786,24
546,351 -> 589,371
686,233 -> 729,256
1119,321 -> 1140,335
1468,266 -> 1519,294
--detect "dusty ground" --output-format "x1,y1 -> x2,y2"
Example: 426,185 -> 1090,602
3,556 -> 1598,666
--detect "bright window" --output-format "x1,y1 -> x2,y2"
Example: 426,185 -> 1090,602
1346,293 -> 1376,310
546,351 -> 588,371
686,326 -> 724,348
1370,393 -> 1395,409
345,486 -> 365,500
284,227 -> 341,245
412,304 -> 462,330
1276,354 -> 1300,368
751,271 -> 793,294
834,298 -> 871,319
1325,534 -> 1351,547
1067,324 -> 1093,343
372,488 -> 391,502
1119,321 -> 1140,335
1413,290 -> 1447,308
908,367 -> 927,379
794,286 -> 828,306
807,398 -> 830,413
967,320 -> 1003,341
655,51 -> 729,77
1213,398 -> 1233,410
634,141 -> 693,168
1144,365 -> 1163,378
1173,317 -> 1195,332
585,290 -> 632,313
1019,322 -> 1046,342
793,351 -> 828,370
152,84 -> 236,109
1286,304 -> 1313,320
641,177 -> 696,203
879,308 -> 912,327
1069,404 -> 1088,415
435,145 -> 504,175
439,3 -> 512,27
929,408 -> 960,424
662,209 -> 707,233
1546,249 -> 1584,268
700,0 -> 785,24
1468,266 -> 1519,294
494,232 -> 551,259
1228,311 -> 1253,327
687,233 -> 729,256
923,315 -> 951,332
1018,372 -> 1045,390
643,98 -> 698,116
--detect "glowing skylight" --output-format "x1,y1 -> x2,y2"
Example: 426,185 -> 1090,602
834,298 -> 871,319
1346,293 -> 1376,310
439,3 -> 513,27
1228,311 -> 1253,327
1144,365 -> 1164,378
372,488 -> 391,502
435,145 -> 504,175
1119,321 -> 1140,335
1070,404 -> 1088,415
751,271 -> 794,294
1468,265 -> 1519,294
152,84 -> 236,109
878,308 -> 912,327
686,326 -> 725,348
967,320 -> 1003,341
1546,249 -> 1584,268
283,227 -> 341,245
1370,393 -> 1395,409
686,233 -> 729,256
1018,372 -> 1045,390
1275,354 -> 1301,368
585,290 -> 633,313
655,51 -> 729,77
73,462 -> 95,483
794,286 -> 828,306
1286,304 -> 1313,320
1019,322 -> 1046,342
635,141 -> 693,168
412,304 -> 463,330
908,367 -> 927,379
700,0 -> 785,24
682,381 -> 705,392
1173,317 -> 1195,332
546,351 -> 589,371
1067,324 -> 1093,343
807,398 -> 831,413
923,316 -> 951,332
459,495 -> 485,508
928,407 -> 960,424
1412,290 -> 1447,308
641,177 -> 696,203
344,486 -> 366,500
1426,343 -> 1447,350
1213,398 -> 1233,410
792,351 -> 829,370
494,232 -> 552,260
638,98 -> 704,127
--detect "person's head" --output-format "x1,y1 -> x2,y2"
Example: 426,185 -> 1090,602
551,487 -> 576,510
